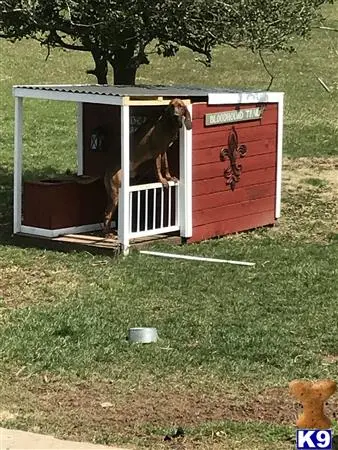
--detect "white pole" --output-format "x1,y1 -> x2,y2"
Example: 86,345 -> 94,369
139,250 -> 255,266
179,103 -> 193,238
118,104 -> 130,255
13,96 -> 23,234
275,94 -> 284,219
76,102 -> 83,175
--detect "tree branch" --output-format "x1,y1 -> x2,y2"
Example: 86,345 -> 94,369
259,51 -> 274,91
315,25 -> 338,32
41,32 -> 88,51
65,0 -> 106,28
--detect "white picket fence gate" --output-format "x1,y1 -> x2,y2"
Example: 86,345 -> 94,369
129,181 -> 179,239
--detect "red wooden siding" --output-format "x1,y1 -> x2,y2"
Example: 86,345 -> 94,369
193,152 -> 276,181
192,167 -> 276,197
193,124 -> 277,149
22,179 -> 106,229
189,102 -> 278,243
193,182 -> 275,213
193,139 -> 275,165
191,210 -> 275,243
193,103 -> 277,130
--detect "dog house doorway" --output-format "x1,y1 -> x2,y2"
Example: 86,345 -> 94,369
13,85 -> 193,255
129,105 -> 181,241
129,106 -> 181,238
82,103 -> 185,241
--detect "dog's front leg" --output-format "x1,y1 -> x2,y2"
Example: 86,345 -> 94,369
162,152 -> 178,183
103,169 -> 120,236
155,153 -> 169,188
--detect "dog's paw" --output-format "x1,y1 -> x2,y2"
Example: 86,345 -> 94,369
166,175 -> 178,183
160,179 -> 170,188
105,232 -> 118,240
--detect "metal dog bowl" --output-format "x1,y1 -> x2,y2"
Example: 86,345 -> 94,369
128,327 -> 158,343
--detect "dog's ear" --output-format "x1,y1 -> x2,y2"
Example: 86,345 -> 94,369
183,106 -> 192,130
166,101 -> 177,119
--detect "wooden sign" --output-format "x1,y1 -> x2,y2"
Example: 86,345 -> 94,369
205,107 -> 263,126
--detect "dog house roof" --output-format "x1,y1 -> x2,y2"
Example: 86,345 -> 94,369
14,84 -> 255,96
13,84 -> 283,105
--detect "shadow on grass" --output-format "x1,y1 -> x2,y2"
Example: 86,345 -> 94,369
0,165 -> 16,245
333,436 -> 338,450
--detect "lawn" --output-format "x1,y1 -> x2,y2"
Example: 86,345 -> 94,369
0,4 -> 338,449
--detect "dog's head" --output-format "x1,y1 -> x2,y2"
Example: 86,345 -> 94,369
167,98 -> 192,130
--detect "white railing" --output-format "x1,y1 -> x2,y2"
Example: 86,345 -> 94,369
129,181 -> 179,239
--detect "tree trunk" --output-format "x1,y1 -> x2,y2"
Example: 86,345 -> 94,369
87,49 -> 108,85
110,44 -> 146,85
112,64 -> 137,85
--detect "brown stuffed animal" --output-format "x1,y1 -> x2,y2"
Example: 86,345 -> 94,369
289,379 -> 336,429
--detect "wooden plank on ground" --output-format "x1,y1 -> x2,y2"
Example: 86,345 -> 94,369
13,232 -> 180,256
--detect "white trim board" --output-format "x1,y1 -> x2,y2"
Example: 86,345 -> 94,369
13,88 -> 123,105
76,102 -> 84,176
130,225 -> 180,240
118,104 -> 131,255
179,103 -> 193,238
13,96 -> 23,234
20,223 -> 102,238
275,96 -> 284,219
129,180 -> 178,192
208,91 -> 284,105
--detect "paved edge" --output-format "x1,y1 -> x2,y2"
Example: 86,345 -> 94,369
0,427 -> 131,450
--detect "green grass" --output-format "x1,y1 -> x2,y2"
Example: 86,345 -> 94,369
302,177 -> 329,188
1,240 -> 337,382
0,4 -> 338,449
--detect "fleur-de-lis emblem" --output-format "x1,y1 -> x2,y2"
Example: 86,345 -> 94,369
220,127 -> 247,191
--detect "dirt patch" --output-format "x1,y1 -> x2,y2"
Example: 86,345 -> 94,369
283,157 -> 338,195
322,354 -> 338,364
0,377 -> 303,435
274,157 -> 338,242
5,373 -> 334,448
0,410 -> 17,421
225,157 -> 338,244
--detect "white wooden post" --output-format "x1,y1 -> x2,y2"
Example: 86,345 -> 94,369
275,95 -> 284,219
118,105 -> 130,255
76,102 -> 83,175
179,104 -> 193,238
13,96 -> 24,234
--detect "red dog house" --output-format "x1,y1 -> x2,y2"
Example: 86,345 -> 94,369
13,85 -> 283,254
